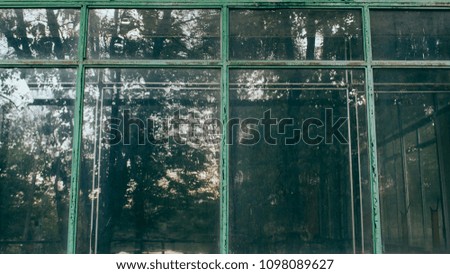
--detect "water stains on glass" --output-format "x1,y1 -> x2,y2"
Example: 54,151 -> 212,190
371,10 -> 450,60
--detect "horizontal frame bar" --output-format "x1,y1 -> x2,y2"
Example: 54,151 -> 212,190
0,3 -> 82,7
0,60 -> 221,68
0,60 -> 78,68
375,90 -> 450,94
0,2 -> 450,8
83,60 -> 222,68
2,60 -> 450,69
228,60 -> 366,68
372,61 -> 450,68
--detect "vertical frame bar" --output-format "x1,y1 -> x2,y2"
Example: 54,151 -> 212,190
220,5 -> 229,254
362,6 -> 383,254
346,85 -> 357,254
433,95 -> 450,250
354,87 -> 366,253
67,4 -> 88,254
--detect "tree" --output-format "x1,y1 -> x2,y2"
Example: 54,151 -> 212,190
0,68 -> 75,253
79,9 -> 222,253
79,67 -> 220,254
0,8 -> 79,253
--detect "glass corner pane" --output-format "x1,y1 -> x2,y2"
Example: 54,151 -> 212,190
0,9 -> 80,60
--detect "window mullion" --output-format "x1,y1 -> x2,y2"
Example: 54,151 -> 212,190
220,5 -> 230,254
67,4 -> 88,254
362,5 -> 383,254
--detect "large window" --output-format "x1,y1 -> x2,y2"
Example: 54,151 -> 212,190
229,69 -> 368,253
0,2 -> 449,254
375,69 -> 450,253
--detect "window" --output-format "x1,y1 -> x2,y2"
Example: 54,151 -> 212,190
0,1 -> 449,254
79,68 -> 220,253
375,69 -> 450,253
230,9 -> 363,60
229,69 -> 368,253
0,68 -> 76,253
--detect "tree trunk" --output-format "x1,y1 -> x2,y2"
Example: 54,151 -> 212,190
21,172 -> 37,253
14,9 -> 32,58
306,18 -> 317,60
152,11 -> 170,59
97,69 -> 130,254
53,161 -> 69,253
46,9 -> 64,59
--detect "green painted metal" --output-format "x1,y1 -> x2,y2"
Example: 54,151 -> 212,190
362,6 -> 383,254
1,0 -> 450,9
4,59 -> 450,68
4,60 -> 450,68
67,4 -> 88,254
219,5 -> 229,254
372,61 -> 450,68
82,60 -> 222,68
228,60 -> 366,67
0,61 -> 78,68
0,0 -> 450,6
0,3 -> 82,7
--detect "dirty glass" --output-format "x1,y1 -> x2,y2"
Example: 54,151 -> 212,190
78,68 -> 220,254
230,9 -> 363,60
371,10 -> 450,60
0,68 -> 76,253
0,9 -> 80,60
229,69 -> 369,253
375,69 -> 450,253
87,9 -> 220,60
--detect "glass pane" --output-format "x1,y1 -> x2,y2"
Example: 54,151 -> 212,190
371,10 -> 450,60
78,68 -> 220,254
350,87 -> 373,254
0,9 -> 80,60
375,69 -> 450,253
229,69 -> 368,253
0,68 -> 76,253
419,123 -> 436,145
437,93 -> 450,111
88,9 -> 220,60
230,9 -> 363,60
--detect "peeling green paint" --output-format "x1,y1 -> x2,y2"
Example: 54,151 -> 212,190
0,0 -> 450,6
220,6 -> 229,254
67,4 -> 88,254
362,6 -> 383,254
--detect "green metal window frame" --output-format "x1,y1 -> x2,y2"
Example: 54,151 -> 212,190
1,0 -> 449,254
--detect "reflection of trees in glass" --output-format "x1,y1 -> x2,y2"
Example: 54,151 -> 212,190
0,68 -> 75,253
229,69 -> 367,253
230,9 -> 363,60
0,9 -> 80,59
88,9 -> 220,59
79,69 -> 220,254
371,10 -> 450,60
